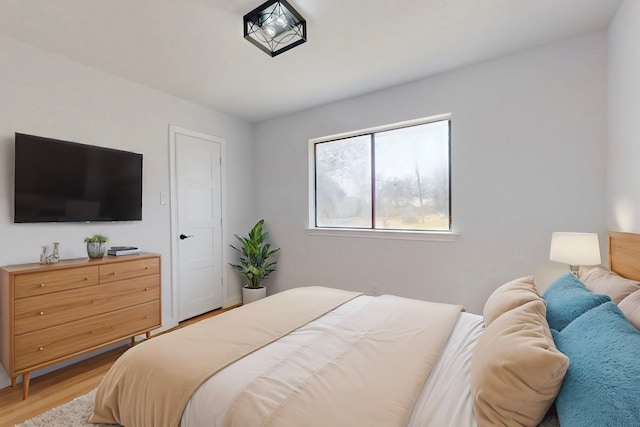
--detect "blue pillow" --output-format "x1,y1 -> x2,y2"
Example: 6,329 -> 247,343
552,302 -> 640,427
542,273 -> 610,331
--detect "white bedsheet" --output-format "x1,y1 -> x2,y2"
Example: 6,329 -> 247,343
180,295 -> 484,427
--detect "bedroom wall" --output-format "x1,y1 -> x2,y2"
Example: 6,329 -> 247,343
0,36 -> 255,387
253,32 -> 608,314
607,0 -> 640,232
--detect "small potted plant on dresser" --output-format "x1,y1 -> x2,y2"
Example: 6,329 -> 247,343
84,234 -> 109,259
229,219 -> 280,304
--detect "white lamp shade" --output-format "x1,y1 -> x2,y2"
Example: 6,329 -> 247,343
550,232 -> 601,266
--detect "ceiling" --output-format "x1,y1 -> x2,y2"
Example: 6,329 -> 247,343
0,0 -> 622,123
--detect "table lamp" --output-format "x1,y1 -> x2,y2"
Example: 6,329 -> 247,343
549,232 -> 601,277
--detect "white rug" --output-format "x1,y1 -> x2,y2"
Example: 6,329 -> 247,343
15,389 -> 119,427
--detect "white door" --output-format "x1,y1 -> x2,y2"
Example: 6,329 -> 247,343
171,127 -> 224,322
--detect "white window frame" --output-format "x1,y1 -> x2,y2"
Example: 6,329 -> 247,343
307,114 -> 458,242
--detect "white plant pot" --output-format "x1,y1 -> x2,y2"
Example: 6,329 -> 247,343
242,286 -> 266,304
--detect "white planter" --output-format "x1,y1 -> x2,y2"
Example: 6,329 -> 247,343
242,286 -> 266,304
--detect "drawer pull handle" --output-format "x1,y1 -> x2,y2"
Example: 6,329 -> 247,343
90,331 -> 94,334
144,288 -> 149,291
39,311 -> 44,315
112,272 -> 117,275
145,266 -> 150,270
90,300 -> 94,304
40,284 -> 45,288
145,315 -> 149,319
85,276 -> 90,280
39,347 -> 44,351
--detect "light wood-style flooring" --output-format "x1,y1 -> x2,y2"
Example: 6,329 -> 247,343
0,305 -> 237,427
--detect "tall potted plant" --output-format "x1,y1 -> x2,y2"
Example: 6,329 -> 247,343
229,219 -> 280,304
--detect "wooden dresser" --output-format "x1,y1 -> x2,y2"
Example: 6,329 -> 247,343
0,253 -> 161,399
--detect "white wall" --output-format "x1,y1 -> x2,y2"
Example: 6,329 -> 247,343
254,33 -> 608,314
607,0 -> 640,232
0,36 -> 255,386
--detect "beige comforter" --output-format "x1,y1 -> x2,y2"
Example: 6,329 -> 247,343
91,287 -> 462,427
91,286 -> 362,427
224,294 -> 463,427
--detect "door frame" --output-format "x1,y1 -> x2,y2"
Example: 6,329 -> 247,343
168,125 -> 228,324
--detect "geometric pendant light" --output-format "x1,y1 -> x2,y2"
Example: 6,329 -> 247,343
243,0 -> 307,57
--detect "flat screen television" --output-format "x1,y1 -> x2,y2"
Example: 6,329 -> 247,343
14,133 -> 143,223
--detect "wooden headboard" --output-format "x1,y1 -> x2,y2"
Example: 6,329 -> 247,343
609,231 -> 640,281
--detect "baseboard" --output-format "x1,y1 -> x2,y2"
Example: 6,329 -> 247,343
224,294 -> 242,308
151,318 -> 179,335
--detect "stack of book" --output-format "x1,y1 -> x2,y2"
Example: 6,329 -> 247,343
107,246 -> 140,256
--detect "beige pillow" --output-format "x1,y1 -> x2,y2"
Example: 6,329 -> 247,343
619,289 -> 640,330
471,299 -> 569,427
580,265 -> 640,303
483,276 -> 541,326
578,264 -> 598,277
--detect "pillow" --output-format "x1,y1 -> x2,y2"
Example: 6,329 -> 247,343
482,275 -> 541,326
577,264 -> 598,278
471,299 -> 569,427
619,289 -> 640,330
580,265 -> 640,303
542,273 -> 610,331
552,302 -> 640,427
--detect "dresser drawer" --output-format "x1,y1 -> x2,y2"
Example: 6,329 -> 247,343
14,266 -> 99,299
14,275 -> 160,335
100,257 -> 160,283
15,300 -> 160,371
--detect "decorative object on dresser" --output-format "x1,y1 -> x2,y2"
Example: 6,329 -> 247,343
0,253 -> 161,399
108,246 -> 140,256
84,234 -> 109,259
39,242 -> 60,264
229,219 -> 280,304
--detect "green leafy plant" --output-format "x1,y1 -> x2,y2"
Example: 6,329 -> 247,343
84,234 -> 109,243
229,219 -> 280,289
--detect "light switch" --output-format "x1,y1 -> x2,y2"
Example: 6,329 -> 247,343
160,192 -> 169,205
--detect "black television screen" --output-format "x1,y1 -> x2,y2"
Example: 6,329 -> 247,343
14,133 -> 143,223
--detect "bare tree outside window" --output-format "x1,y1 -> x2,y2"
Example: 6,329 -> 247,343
314,118 -> 450,232
315,136 -> 371,227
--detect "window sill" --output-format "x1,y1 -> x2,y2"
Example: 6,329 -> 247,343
305,227 -> 459,242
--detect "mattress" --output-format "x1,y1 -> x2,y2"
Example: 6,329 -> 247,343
180,295 -> 485,427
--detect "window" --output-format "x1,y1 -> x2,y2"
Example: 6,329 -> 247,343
311,115 -> 451,232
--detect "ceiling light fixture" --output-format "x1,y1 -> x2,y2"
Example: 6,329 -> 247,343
243,0 -> 307,57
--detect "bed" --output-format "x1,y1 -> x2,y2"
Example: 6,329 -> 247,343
90,231 -> 640,427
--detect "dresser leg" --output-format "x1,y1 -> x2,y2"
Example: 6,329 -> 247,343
22,372 -> 30,400
146,331 -> 151,340
11,376 -> 16,388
